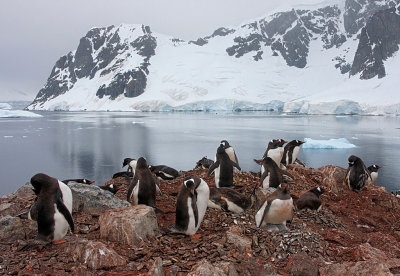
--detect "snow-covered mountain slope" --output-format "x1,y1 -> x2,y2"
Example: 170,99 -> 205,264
26,0 -> 400,114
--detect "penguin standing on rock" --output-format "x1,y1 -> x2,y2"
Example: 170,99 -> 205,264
345,155 -> 371,192
296,187 -> 324,211
262,139 -> 287,167
367,165 -> 382,185
171,175 -> 210,235
29,173 -> 74,244
255,184 -> 293,231
127,157 -> 157,208
208,144 -> 241,188
256,157 -> 294,188
281,140 -> 305,166
123,158 -> 137,173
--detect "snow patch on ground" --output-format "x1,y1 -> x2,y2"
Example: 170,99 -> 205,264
302,138 -> 357,149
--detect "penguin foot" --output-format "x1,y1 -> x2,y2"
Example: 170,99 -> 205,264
276,224 -> 289,231
264,224 -> 280,232
52,239 -> 66,245
191,233 -> 202,239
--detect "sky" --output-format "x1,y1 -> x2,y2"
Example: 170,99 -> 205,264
0,0 -> 328,101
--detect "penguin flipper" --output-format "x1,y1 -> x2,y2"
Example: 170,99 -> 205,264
127,175 -> 139,202
56,194 -> 74,233
191,193 -> 199,228
207,161 -> 220,176
230,160 -> 241,171
280,169 -> 295,180
259,201 -> 272,228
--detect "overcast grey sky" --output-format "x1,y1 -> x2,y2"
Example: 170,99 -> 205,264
0,0 -> 319,101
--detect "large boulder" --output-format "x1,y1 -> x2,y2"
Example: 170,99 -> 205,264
64,238 -> 127,270
99,205 -> 158,246
0,183 -> 35,217
0,216 -> 36,241
69,183 -> 130,215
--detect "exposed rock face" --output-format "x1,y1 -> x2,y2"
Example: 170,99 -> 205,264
29,24 -> 156,107
0,216 -> 36,241
69,183 -> 130,215
99,205 -> 158,246
350,7 -> 400,79
64,238 -> 127,270
189,259 -> 239,276
0,182 -> 34,217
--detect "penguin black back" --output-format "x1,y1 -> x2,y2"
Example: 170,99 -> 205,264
127,157 -> 156,207
281,140 -> 305,166
296,186 -> 324,210
30,173 -> 74,242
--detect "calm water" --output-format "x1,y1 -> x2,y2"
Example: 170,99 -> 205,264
0,111 -> 399,196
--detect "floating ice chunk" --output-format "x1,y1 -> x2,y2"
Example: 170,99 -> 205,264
303,138 -> 357,149
3,136 -> 13,138
0,109 -> 42,118
132,121 -> 144,124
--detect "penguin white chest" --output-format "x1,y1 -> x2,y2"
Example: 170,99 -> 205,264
292,147 -> 300,163
265,199 -> 293,225
224,198 -> 244,213
267,149 -> 281,166
262,171 -> 271,188
214,165 -> 221,188
370,172 -> 378,184
53,204 -> 69,241
133,180 -> 140,205
186,198 -> 197,235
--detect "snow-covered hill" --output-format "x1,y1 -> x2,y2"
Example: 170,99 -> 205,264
26,0 -> 400,114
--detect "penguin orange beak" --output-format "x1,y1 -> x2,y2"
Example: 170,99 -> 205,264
89,181 -> 95,184
300,141 -> 305,144
378,166 -> 382,168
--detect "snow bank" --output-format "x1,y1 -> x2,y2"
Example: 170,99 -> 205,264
0,103 -> 12,110
302,138 -> 357,149
0,109 -> 42,118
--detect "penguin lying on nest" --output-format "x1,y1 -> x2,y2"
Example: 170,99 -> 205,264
149,165 -> 182,180
195,156 -> 214,169
296,186 -> 325,211
255,184 -> 293,232
208,182 -> 258,214
62,178 -> 95,185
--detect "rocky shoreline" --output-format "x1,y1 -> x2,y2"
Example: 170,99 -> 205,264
1,164 -> 400,275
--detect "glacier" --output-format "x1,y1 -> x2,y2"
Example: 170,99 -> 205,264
0,102 -> 42,118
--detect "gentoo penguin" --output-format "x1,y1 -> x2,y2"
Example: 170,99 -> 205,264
256,157 -> 294,188
367,165 -> 382,185
62,179 -> 94,185
220,140 -> 239,167
281,140 -> 305,166
262,139 -> 287,167
100,183 -> 124,194
127,157 -> 157,208
296,186 -> 324,211
149,165 -> 182,180
207,144 -> 241,188
172,175 -> 210,235
255,184 -> 293,231
345,155 -> 371,192
29,173 -> 74,243
123,158 -> 137,173
112,171 -> 134,179
195,156 -> 214,169
208,184 -> 257,213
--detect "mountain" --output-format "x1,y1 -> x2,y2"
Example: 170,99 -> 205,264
26,0 -> 400,114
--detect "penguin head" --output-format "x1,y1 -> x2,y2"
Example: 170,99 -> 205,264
82,179 -> 95,184
348,155 -> 360,166
123,158 -> 135,168
312,186 -> 325,196
277,139 -> 287,146
30,173 -> 56,196
183,177 -> 196,196
278,183 -> 290,194
220,140 -> 230,148
217,144 -> 226,154
136,157 -> 148,169
295,140 -> 305,146
368,164 -> 382,172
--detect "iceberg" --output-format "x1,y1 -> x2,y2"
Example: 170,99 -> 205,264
0,103 -> 12,110
0,109 -> 42,118
302,138 -> 357,149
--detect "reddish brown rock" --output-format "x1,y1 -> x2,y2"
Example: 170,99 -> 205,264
286,252 -> 320,276
99,205 -> 158,246
319,261 -> 392,276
